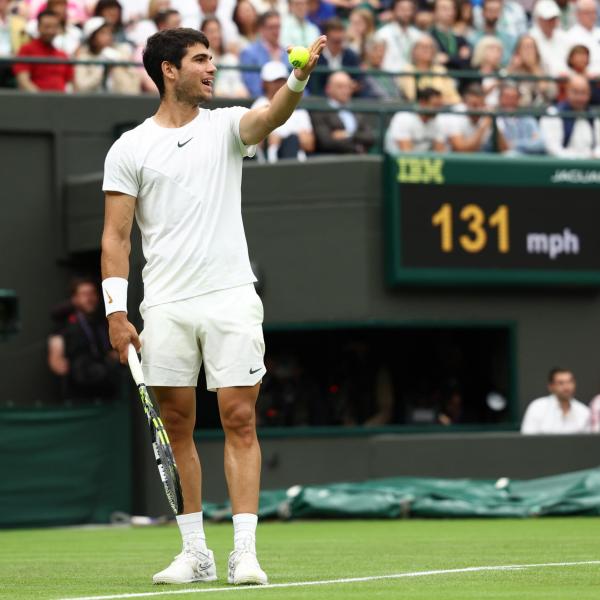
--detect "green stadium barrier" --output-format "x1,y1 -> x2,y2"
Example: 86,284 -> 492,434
203,468 -> 600,520
0,402 -> 131,528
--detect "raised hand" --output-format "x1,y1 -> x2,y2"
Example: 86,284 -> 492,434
290,35 -> 327,81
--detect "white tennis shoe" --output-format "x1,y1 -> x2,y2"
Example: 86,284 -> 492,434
153,546 -> 217,584
227,544 -> 268,585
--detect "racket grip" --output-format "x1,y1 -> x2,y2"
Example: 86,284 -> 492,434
127,343 -> 145,386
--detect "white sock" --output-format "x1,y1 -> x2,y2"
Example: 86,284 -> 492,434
176,511 -> 207,550
232,513 -> 258,552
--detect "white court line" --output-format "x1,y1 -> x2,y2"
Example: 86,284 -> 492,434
57,560 -> 600,600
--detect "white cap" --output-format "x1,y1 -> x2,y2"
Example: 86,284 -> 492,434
83,16 -> 107,40
534,0 -> 561,20
260,61 -> 288,82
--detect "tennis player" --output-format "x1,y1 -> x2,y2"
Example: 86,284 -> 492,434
100,28 -> 326,585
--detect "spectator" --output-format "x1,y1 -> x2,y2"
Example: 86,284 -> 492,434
430,0 -> 471,70
556,0 -> 576,30
0,0 -> 28,87
307,0 -> 335,30
60,277 -> 121,402
384,86 -> 446,153
589,390 -> 600,433
562,44 -> 600,104
521,368 -> 590,434
361,38 -> 402,99
13,10 -> 74,92
251,60 -> 314,160
496,81 -> 545,154
202,16 -> 248,97
25,0 -> 82,56
311,17 -> 362,94
529,0 -> 568,76
281,0 -> 320,48
440,82 -> 507,151
374,0 -> 421,71
75,16 -> 141,93
506,33 -> 557,105
94,0 -> 131,45
540,74 -> 600,158
172,0 -> 239,39
240,10 -> 287,97
414,5 -> 434,31
473,0 -> 528,39
346,7 -> 375,60
453,0 -> 474,39
398,33 -> 461,105
233,0 -> 259,49
469,0 -> 516,66
566,0 -> 600,74
472,35 -> 503,105
23,0 -> 88,25
127,0 -> 171,48
250,0 -> 288,17
310,70 -> 375,153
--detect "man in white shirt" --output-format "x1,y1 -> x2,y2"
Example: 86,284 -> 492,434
375,0 -> 421,71
540,74 -> 600,158
529,0 -> 569,75
384,87 -> 446,153
251,60 -> 315,161
280,0 -> 320,48
473,0 -> 528,39
101,27 -> 326,586
521,368 -> 590,434
566,0 -> 600,73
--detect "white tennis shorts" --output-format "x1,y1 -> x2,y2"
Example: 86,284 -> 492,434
139,284 -> 265,390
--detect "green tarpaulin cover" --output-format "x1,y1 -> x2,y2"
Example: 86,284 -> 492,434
203,468 -> 600,520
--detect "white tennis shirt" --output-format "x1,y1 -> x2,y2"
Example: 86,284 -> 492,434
521,394 -> 590,435
103,107 -> 257,308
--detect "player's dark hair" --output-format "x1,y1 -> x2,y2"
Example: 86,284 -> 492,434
69,276 -> 97,297
37,9 -> 59,24
548,368 -> 574,383
417,87 -> 442,103
143,28 -> 210,97
258,10 -> 279,28
154,9 -> 180,29
322,17 -> 345,34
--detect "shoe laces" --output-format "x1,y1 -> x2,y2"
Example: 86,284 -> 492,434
175,545 -> 212,568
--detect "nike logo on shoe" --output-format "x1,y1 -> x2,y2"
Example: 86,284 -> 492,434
178,138 -> 193,147
249,367 -> 262,374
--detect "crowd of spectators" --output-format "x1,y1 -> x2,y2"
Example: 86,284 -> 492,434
2,0 -> 600,157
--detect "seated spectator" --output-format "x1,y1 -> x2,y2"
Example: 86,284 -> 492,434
430,0 -> 472,70
398,34 -> 461,105
384,86 -> 446,153
562,44 -> 600,105
540,73 -> 600,158
361,38 -> 402,99
346,7 -> 375,60
25,0 -> 82,56
496,81 -> 545,154
472,35 -> 503,105
172,0 -> 239,44
0,0 -> 28,87
374,0 -> 421,71
529,0 -> 568,76
414,6 -> 434,31
240,10 -> 287,97
566,0 -> 600,74
311,17 -> 362,95
13,10 -> 74,92
251,61 -> 314,161
23,0 -> 88,25
473,0 -> 527,39
453,0 -> 474,39
127,0 -> 171,48
280,0 -> 320,48
440,82 -> 507,152
556,0 -> 576,30
202,16 -> 248,97
233,0 -> 260,50
521,368 -> 590,434
468,0 -> 516,66
94,0 -> 131,46
506,33 -> 557,106
75,16 -> 141,93
307,0 -> 335,30
310,70 -> 375,153
250,0 -> 288,17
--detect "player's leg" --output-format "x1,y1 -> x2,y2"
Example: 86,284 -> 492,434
217,384 -> 267,585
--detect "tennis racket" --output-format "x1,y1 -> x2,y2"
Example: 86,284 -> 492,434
127,344 -> 184,516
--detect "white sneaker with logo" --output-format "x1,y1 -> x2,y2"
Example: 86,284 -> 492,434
227,543 -> 268,585
153,546 -> 217,584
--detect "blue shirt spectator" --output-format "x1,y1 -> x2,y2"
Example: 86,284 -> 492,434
240,10 -> 288,98
307,0 -> 336,30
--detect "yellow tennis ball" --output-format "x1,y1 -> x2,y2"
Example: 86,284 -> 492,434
288,46 -> 310,69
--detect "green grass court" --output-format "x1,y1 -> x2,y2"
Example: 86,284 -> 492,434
2,518 -> 600,600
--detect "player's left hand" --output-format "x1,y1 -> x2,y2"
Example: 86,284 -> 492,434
290,35 -> 327,81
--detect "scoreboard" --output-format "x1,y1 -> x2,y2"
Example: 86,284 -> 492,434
384,154 -> 600,286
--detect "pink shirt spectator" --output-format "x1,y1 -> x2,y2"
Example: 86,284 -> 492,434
25,0 -> 89,24
590,395 -> 600,432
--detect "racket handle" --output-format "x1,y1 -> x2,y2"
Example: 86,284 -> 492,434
127,344 -> 145,386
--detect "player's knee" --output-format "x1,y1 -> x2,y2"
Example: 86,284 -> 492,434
161,406 -> 194,443
221,403 -> 255,442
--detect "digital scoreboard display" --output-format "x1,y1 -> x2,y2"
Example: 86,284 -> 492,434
385,155 -> 600,286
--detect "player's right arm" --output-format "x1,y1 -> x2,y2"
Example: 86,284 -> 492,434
101,191 -> 141,364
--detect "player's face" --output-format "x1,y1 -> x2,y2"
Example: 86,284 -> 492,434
174,43 -> 216,104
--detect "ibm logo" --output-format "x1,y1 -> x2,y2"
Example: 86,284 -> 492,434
396,158 -> 445,184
